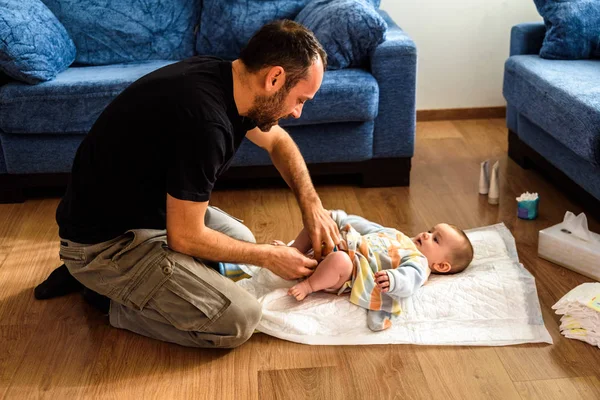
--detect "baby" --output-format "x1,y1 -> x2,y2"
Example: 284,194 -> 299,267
275,210 -> 474,331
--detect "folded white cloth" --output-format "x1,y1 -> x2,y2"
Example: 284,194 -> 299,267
552,282 -> 600,348
237,223 -> 552,346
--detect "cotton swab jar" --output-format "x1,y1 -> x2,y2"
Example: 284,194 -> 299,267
516,192 -> 539,220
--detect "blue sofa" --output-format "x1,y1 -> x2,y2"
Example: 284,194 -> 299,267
0,0 -> 417,202
503,22 -> 600,215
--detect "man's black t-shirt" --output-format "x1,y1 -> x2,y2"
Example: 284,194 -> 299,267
56,56 -> 256,244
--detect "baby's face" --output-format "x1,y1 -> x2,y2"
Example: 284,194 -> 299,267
412,223 -> 464,267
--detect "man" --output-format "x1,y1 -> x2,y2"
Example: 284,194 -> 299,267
35,20 -> 340,348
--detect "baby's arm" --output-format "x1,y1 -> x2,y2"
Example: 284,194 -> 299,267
375,260 -> 428,298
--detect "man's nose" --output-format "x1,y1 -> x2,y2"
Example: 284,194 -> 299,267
291,104 -> 303,119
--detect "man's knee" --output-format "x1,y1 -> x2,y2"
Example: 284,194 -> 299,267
209,296 -> 262,349
233,223 -> 256,244
205,207 -> 256,243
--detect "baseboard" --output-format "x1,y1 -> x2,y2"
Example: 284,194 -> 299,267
417,107 -> 506,121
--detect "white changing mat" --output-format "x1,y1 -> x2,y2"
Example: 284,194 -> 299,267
237,223 -> 553,346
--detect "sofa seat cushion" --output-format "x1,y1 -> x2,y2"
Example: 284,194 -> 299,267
0,64 -> 378,134
504,55 -> 600,166
0,60 -> 176,134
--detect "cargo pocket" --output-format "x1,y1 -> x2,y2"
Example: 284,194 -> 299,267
118,248 -> 174,311
150,260 -> 231,332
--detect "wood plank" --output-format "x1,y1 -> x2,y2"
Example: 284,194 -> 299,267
253,334 -> 338,372
338,345 -> 433,399
85,329 -> 258,400
0,199 -> 62,326
0,203 -> 26,258
417,120 -> 464,139
0,324 -> 37,399
514,376 -> 600,400
416,346 -> 522,400
259,367 -> 346,400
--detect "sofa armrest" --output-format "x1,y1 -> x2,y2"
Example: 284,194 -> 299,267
370,10 -> 417,159
510,22 -> 546,56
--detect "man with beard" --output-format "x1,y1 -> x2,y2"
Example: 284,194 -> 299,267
36,20 -> 340,348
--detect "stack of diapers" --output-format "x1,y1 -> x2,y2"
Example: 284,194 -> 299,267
552,283 -> 600,348
236,223 -> 553,346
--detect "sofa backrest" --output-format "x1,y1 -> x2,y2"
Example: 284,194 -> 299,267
42,0 -> 200,65
196,0 -> 381,61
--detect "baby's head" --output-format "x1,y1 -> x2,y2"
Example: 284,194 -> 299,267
412,223 -> 473,274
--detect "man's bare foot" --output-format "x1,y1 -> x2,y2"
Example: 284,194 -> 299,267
288,280 -> 313,301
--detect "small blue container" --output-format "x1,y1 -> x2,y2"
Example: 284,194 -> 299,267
517,197 -> 539,220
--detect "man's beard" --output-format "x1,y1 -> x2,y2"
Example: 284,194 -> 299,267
247,85 -> 292,132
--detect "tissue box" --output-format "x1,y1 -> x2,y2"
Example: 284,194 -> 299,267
538,223 -> 600,281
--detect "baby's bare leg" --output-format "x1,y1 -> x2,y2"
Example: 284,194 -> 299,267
288,251 -> 353,301
289,227 -> 312,254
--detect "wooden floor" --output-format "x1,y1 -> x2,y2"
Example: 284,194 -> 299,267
1,119 -> 599,399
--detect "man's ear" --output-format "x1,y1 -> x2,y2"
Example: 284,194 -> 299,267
264,66 -> 285,93
432,261 -> 452,273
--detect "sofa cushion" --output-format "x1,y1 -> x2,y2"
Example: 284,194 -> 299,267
196,0 -> 381,60
232,121 -> 374,166
295,0 -> 387,70
0,61 -> 176,134
503,55 -> 600,166
534,0 -> 600,60
0,0 -> 76,84
0,64 -> 378,134
280,68 -> 379,127
41,0 -> 199,65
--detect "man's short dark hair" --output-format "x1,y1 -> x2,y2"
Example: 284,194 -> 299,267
240,20 -> 327,91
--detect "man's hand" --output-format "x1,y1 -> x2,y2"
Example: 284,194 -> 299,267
252,126 -> 341,261
375,271 -> 390,293
264,245 -> 318,280
303,205 -> 340,261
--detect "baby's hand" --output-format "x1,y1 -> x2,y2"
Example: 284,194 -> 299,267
271,240 -> 287,246
374,271 -> 390,293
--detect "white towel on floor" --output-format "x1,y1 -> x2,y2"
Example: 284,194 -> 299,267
237,223 -> 553,346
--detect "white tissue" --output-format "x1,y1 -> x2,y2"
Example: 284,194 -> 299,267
552,283 -> 600,348
561,211 -> 592,242
516,192 -> 538,202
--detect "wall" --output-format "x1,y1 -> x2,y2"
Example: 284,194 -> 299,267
379,0 -> 542,110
